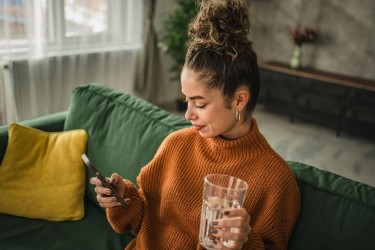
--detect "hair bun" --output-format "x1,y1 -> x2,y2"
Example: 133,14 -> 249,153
188,0 -> 252,59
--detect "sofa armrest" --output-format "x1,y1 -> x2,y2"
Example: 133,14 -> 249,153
0,111 -> 67,163
287,161 -> 375,250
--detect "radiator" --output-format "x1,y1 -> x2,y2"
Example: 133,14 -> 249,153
0,60 -> 19,124
0,50 -> 138,125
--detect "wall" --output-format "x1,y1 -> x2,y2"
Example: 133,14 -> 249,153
250,0 -> 375,80
155,0 -> 375,105
154,0 -> 181,106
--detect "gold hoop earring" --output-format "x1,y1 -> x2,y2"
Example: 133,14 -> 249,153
235,110 -> 241,121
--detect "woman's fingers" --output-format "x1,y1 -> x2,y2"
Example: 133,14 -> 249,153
214,238 -> 244,250
90,176 -> 100,185
210,208 -> 251,249
212,226 -> 248,242
223,208 -> 250,223
94,185 -> 112,196
90,175 -> 130,208
212,209 -> 250,229
96,194 -> 123,208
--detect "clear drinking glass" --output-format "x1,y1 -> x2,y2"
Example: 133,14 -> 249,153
199,174 -> 248,249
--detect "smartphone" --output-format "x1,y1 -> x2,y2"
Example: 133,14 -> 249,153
81,154 -> 127,206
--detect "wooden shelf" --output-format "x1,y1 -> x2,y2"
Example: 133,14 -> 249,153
259,61 -> 375,92
259,61 -> 375,137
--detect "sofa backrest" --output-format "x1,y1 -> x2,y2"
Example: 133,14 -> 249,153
0,111 -> 67,162
64,84 -> 190,206
62,84 -> 375,249
287,161 -> 375,250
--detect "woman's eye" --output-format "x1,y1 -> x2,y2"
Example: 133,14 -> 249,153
195,104 -> 206,109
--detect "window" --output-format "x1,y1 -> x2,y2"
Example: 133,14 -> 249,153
0,0 -> 142,55
64,0 -> 108,37
0,0 -> 28,48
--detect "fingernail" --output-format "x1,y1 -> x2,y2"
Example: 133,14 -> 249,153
211,221 -> 219,226
224,211 -> 230,216
106,189 -> 111,195
112,197 -> 117,202
110,178 -> 117,184
124,198 -> 131,204
211,229 -> 218,235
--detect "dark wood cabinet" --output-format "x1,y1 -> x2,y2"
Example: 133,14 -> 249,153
259,61 -> 375,138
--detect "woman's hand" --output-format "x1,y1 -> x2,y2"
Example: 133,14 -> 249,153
89,173 -> 129,208
211,208 -> 251,249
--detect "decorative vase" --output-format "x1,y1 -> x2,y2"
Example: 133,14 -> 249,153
290,46 -> 302,70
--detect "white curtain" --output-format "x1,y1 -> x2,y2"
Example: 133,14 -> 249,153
0,0 -> 143,124
134,0 -> 162,104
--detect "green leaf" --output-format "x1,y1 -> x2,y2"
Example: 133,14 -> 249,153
160,0 -> 198,80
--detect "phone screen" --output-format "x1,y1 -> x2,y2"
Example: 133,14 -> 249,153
81,154 -> 127,206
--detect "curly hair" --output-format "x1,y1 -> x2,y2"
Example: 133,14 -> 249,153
184,0 -> 260,113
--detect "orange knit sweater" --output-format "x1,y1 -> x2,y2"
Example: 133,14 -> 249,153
106,117 -> 301,250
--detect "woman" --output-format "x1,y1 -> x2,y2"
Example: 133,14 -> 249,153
91,0 -> 300,249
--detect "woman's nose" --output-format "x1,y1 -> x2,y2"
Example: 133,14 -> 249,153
185,104 -> 196,121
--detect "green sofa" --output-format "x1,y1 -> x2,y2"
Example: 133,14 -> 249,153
0,84 -> 374,250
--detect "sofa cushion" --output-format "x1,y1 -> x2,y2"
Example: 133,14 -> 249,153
64,84 -> 190,207
0,198 -> 135,250
287,161 -> 375,250
0,123 -> 87,221
0,111 -> 67,162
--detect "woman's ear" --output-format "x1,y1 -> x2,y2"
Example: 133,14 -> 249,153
232,88 -> 250,111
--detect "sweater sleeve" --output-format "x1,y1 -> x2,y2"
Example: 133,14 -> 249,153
106,179 -> 145,233
248,165 -> 301,250
245,229 -> 266,249
105,133 -> 176,235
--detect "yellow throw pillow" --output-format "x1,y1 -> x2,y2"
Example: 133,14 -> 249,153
0,123 -> 88,221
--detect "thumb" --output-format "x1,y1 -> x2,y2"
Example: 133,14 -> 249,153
109,173 -> 122,185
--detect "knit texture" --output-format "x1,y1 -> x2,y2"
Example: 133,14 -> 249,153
106,117 -> 301,250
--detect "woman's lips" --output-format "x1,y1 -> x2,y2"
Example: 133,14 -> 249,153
192,124 -> 205,131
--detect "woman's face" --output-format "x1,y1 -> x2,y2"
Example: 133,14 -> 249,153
181,68 -> 249,139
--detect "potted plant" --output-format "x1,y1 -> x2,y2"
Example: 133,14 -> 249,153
160,0 -> 197,111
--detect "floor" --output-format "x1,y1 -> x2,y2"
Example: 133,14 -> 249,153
253,105 -> 375,187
